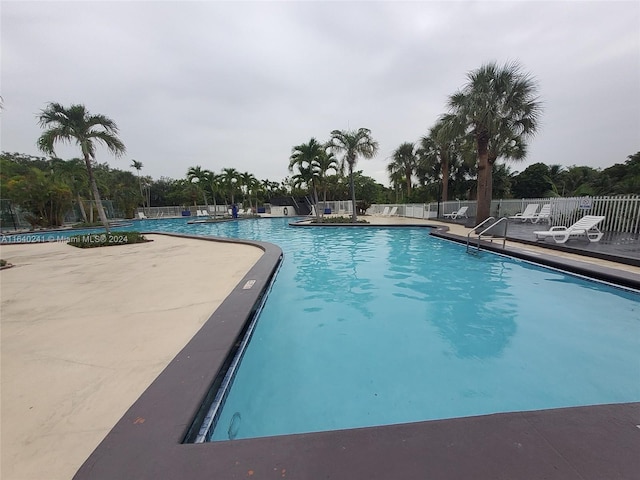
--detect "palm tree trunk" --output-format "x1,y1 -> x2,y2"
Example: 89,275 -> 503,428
349,162 -> 357,222
323,188 -> 328,217
137,174 -> 146,214
441,154 -> 450,202
77,194 -> 88,222
313,183 -> 320,220
476,135 -> 491,224
84,154 -> 110,233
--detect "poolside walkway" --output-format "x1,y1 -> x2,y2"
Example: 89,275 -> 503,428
0,235 -> 263,480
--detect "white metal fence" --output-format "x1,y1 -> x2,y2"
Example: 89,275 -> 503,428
315,201 -> 354,215
135,205 -> 231,218
137,202 -> 355,218
368,195 -> 640,235
131,196 -> 639,235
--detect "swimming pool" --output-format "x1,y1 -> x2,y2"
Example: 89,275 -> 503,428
4,218 -> 639,442
201,220 -> 639,441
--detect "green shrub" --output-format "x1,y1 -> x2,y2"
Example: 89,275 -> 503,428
72,221 -> 105,228
68,231 -> 148,248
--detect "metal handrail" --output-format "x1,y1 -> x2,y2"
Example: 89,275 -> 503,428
466,217 -> 495,253
466,217 -> 509,253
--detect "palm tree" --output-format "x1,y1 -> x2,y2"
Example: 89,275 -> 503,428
418,114 -> 464,203
220,167 -> 240,206
131,159 -> 147,215
387,142 -> 417,198
329,128 -> 379,222
239,171 -> 258,210
448,62 -> 541,222
290,138 -> 325,217
545,164 -> 566,196
37,103 -> 126,233
248,175 -> 261,212
313,147 -> 339,212
205,170 -> 222,217
187,165 -> 209,208
52,157 -> 90,222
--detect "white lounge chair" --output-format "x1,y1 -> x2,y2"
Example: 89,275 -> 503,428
388,206 -> 398,216
534,215 -> 605,244
531,203 -> 551,224
380,206 -> 390,216
509,204 -> 539,222
137,212 -> 147,219
444,206 -> 468,219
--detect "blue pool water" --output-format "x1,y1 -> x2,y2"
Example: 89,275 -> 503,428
4,218 -> 639,440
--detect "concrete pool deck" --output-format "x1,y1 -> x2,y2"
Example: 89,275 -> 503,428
0,234 -> 265,480
1,221 -> 639,480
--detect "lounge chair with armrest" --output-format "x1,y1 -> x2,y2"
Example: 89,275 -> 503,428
534,215 -> 605,244
443,206 -> 468,220
509,204 -> 539,222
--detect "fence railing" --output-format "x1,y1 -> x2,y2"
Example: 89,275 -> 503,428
4,195 -> 638,236
316,200 -> 354,215
368,195 -> 640,235
135,205 -> 232,218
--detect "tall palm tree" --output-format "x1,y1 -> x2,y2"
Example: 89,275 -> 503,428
187,165 -> 209,208
418,114 -> 464,203
448,62 -> 541,222
221,167 -> 240,206
37,103 -> 126,233
329,128 -> 379,222
387,142 -> 417,198
313,147 -> 339,211
290,138 -> 325,217
52,157 -> 90,222
248,175 -> 261,212
239,171 -> 258,210
389,168 -> 405,203
131,159 -> 147,215
205,170 -> 222,217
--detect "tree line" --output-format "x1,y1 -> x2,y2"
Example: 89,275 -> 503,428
4,147 -> 636,230
2,61 -> 637,230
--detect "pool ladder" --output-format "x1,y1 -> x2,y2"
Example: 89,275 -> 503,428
466,217 -> 508,254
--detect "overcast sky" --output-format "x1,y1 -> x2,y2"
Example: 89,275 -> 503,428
2,1 -> 639,186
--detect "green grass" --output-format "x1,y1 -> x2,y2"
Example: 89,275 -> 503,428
68,231 -> 148,248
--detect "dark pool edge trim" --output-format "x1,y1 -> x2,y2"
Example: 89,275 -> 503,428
289,219 -> 435,228
73,232 -> 283,480
187,258 -> 284,444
